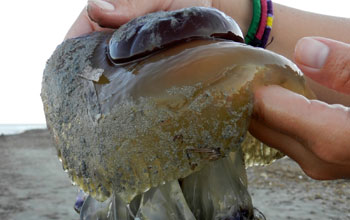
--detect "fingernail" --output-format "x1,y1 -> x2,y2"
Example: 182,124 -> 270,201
88,0 -> 115,11
295,37 -> 330,69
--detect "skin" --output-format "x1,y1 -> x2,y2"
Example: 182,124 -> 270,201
65,0 -> 350,180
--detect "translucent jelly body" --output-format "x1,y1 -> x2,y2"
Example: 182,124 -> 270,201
44,38 -> 313,206
42,34 -> 315,219
74,40 -> 313,204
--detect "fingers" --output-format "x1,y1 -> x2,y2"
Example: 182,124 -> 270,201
67,0 -> 213,39
65,8 -> 110,40
86,0 -> 213,28
294,37 -> 350,94
87,0 -> 173,28
66,0 -> 171,40
252,85 -> 350,167
250,118 -> 350,180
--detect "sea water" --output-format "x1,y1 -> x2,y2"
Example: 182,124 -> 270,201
0,124 -> 47,135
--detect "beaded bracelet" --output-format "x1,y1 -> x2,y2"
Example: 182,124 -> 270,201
261,0 -> 274,48
255,0 -> 267,41
245,0 -> 274,48
245,0 -> 261,45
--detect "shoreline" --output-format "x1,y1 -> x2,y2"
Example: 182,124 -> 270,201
0,129 -> 349,220
0,124 -> 47,136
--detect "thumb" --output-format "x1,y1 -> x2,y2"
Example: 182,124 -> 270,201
86,0 -> 212,28
294,37 -> 350,95
87,0 -> 174,28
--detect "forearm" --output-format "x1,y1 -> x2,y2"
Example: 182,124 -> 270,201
214,0 -> 350,60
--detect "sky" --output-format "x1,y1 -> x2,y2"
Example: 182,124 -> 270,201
0,0 -> 349,124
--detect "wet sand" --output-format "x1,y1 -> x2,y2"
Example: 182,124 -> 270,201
247,158 -> 350,219
0,130 -> 77,220
0,129 -> 349,220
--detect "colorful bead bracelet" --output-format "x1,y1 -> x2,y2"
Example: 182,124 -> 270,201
244,0 -> 274,48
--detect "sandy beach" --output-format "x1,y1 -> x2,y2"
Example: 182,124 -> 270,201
0,129 -> 349,220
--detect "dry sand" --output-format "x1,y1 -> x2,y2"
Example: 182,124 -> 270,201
0,129 -> 349,220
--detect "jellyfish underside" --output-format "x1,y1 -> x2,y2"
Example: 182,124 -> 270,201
41,8 -> 314,220
71,39 -> 312,220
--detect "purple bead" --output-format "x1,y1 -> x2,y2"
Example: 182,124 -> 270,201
74,189 -> 87,213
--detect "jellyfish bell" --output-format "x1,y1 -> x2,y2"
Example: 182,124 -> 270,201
41,7 -> 314,220
107,7 -> 244,64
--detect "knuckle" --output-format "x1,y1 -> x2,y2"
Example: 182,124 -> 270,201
329,53 -> 350,92
309,108 -> 350,164
310,141 -> 337,164
311,141 -> 349,165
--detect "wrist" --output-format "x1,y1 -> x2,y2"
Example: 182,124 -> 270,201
212,0 -> 252,35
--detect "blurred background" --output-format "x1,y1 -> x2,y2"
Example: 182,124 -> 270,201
0,1 -> 349,220
0,0 -> 349,134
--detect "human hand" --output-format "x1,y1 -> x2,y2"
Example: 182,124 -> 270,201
250,37 -> 350,180
65,0 -> 213,39
86,0 -> 213,28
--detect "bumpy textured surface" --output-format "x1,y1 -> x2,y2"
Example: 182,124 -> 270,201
41,8 -> 314,206
42,36 -> 253,203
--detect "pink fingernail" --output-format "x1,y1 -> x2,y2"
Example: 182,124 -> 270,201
88,0 -> 115,11
295,37 -> 330,70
